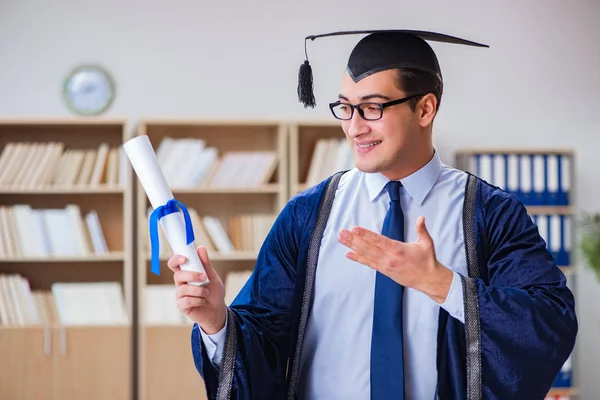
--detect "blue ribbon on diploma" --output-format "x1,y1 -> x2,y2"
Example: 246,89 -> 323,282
149,199 -> 195,276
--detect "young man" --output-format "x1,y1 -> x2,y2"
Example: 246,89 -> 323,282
168,30 -> 577,399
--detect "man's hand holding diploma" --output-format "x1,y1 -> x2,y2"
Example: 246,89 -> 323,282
168,246 -> 227,334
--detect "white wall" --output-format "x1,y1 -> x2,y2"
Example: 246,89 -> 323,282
1,0 -> 599,396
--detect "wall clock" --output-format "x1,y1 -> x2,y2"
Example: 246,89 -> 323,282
63,64 -> 115,116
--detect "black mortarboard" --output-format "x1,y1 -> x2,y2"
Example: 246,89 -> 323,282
297,29 -> 489,108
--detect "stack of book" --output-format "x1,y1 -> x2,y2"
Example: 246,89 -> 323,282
0,274 -> 128,326
154,137 -> 278,188
0,141 -> 125,189
0,205 -> 108,258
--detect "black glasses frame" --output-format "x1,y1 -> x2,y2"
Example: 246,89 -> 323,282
328,93 -> 425,121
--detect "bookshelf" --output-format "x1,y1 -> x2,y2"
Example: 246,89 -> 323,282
0,119 -> 134,400
455,148 -> 578,399
288,121 -> 351,196
134,119 -> 288,400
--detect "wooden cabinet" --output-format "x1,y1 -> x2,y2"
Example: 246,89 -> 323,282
142,326 -> 206,400
0,119 -> 134,400
0,327 -> 54,400
0,326 -> 131,400
53,326 -> 131,400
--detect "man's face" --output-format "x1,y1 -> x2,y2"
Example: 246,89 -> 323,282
337,69 -> 424,178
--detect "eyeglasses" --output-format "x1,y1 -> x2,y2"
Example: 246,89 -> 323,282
329,94 -> 425,121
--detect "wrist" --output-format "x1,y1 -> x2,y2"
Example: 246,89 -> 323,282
200,305 -> 227,335
422,262 -> 454,304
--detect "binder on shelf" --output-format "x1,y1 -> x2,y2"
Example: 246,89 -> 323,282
552,354 -> 572,387
530,214 -> 571,266
459,152 -> 571,206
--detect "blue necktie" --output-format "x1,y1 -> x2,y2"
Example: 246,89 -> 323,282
371,180 -> 405,399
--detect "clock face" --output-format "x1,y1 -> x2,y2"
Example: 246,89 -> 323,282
63,65 -> 115,115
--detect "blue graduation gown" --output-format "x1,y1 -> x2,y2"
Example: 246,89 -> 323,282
190,172 -> 577,399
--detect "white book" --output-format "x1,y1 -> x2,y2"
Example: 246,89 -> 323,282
177,139 -> 206,188
65,204 -> 89,255
18,277 -> 38,325
537,215 -> 548,245
546,155 -> 559,199
76,149 -> 97,186
306,139 -> 329,186
549,215 -> 561,256
31,209 -> 51,256
477,154 -> 492,183
507,155 -> 519,193
43,209 -> 78,256
85,210 -> 109,254
0,143 -> 26,186
7,275 -> 24,325
12,143 -> 41,188
51,282 -> 128,325
89,143 -> 110,186
519,155 -> 532,197
532,155 -> 545,197
145,285 -> 184,325
492,154 -> 506,189
188,147 -> 219,186
3,207 -> 20,257
0,275 -> 13,325
202,216 -> 234,253
560,155 -> 571,192
0,143 -> 16,185
12,204 -> 39,257
563,216 -> 572,253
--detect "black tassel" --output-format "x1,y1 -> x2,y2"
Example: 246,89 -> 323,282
297,60 -> 316,108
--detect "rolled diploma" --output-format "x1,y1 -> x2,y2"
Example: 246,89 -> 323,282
123,135 -> 208,286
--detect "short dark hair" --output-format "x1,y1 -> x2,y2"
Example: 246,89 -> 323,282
395,68 -> 443,112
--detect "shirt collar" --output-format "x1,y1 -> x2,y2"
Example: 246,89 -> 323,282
365,150 -> 443,205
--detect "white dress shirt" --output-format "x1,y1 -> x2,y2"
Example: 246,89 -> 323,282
201,151 -> 468,399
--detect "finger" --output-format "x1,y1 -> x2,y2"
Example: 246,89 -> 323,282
176,284 -> 210,300
174,270 -> 208,286
177,296 -> 206,311
197,246 -> 219,280
338,229 -> 383,266
348,227 -> 396,250
415,216 -> 433,246
345,251 -> 381,272
167,255 -> 186,272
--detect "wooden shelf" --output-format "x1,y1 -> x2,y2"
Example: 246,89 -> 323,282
526,206 -> 573,215
288,121 -> 347,196
455,148 -> 575,156
0,252 -> 126,263
0,119 -> 134,399
548,387 -> 580,400
0,185 -> 125,194
135,119 -> 287,400
171,184 -> 281,194
548,386 -> 579,396
151,251 -> 258,262
560,266 -> 575,275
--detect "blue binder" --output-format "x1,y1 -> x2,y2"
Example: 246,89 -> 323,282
557,154 -> 571,206
552,355 -> 572,387
468,151 -> 571,207
531,214 -> 570,266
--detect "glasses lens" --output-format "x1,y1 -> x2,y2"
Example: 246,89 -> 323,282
359,103 -> 383,120
332,103 -> 353,120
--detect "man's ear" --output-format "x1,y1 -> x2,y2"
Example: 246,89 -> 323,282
418,93 -> 437,127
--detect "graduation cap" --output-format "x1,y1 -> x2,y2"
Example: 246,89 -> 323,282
297,29 -> 489,108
